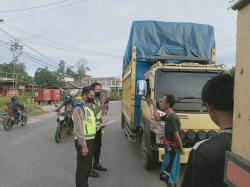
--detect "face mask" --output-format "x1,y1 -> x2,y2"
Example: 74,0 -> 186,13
95,92 -> 101,98
87,97 -> 95,104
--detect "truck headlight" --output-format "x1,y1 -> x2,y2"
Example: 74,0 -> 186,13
207,130 -> 217,138
197,130 -> 206,140
187,130 -> 196,140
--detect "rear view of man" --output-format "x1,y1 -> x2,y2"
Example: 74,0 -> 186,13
181,74 -> 234,187
73,87 -> 96,187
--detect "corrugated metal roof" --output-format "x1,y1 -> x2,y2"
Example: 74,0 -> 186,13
232,0 -> 250,10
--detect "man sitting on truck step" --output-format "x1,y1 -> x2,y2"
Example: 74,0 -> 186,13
152,95 -> 184,187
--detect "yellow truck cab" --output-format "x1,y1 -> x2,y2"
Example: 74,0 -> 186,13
121,21 -> 228,170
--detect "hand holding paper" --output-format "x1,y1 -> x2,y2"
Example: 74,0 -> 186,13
97,120 -> 116,130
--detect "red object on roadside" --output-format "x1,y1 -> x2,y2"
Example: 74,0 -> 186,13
25,87 -> 62,102
35,89 -> 51,101
50,89 -> 61,101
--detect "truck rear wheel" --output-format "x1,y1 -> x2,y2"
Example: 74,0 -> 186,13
141,132 -> 157,170
121,114 -> 125,129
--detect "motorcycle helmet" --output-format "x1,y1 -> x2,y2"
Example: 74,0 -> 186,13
11,96 -> 18,102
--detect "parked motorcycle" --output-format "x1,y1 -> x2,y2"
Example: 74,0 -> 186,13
1,107 -> 28,131
55,111 -> 74,143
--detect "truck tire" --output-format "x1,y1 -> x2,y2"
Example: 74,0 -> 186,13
121,114 -> 125,129
141,132 -> 157,170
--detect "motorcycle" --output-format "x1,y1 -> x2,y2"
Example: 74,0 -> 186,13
104,103 -> 109,115
1,107 -> 28,131
55,111 -> 74,143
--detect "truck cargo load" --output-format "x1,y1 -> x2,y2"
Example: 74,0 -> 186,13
123,21 -> 216,72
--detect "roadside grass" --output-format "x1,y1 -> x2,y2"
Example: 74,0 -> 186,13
0,97 -> 9,114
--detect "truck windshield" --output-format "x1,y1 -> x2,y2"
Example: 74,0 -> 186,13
155,70 -> 220,112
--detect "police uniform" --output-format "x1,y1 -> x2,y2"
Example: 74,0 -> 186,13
73,102 -> 97,187
93,98 -> 104,168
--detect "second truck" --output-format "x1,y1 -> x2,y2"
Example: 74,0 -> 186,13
121,21 -> 228,169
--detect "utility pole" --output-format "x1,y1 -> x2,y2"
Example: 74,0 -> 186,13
10,40 -> 23,96
1,19 -> 23,96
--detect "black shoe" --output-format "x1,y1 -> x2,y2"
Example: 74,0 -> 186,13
89,169 -> 99,178
93,163 -> 107,171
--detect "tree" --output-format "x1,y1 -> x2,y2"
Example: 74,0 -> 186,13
34,67 -> 62,87
75,58 -> 90,81
229,66 -> 235,77
66,65 -> 77,79
57,60 -> 66,79
0,62 -> 32,83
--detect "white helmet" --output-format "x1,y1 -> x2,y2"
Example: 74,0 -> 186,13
69,90 -> 76,97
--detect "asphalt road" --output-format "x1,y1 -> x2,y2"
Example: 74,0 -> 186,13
0,102 -> 178,187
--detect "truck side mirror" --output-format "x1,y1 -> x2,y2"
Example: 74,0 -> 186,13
136,80 -> 147,96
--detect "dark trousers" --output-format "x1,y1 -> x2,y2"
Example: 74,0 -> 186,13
75,139 -> 94,187
93,130 -> 102,165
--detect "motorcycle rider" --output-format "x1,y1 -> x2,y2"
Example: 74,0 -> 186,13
56,90 -> 76,135
102,96 -> 109,115
8,96 -> 24,121
56,90 -> 75,113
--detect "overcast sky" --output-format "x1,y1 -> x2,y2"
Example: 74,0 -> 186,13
0,0 -> 237,78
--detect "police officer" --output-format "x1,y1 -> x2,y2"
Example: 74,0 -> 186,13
72,87 -> 96,187
89,82 -> 107,178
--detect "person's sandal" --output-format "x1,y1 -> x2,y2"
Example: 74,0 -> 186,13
89,169 -> 99,177
93,163 -> 107,171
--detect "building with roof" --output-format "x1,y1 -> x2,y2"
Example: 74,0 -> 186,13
82,76 -> 122,92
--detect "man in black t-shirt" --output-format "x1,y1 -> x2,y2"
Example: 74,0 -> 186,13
152,95 -> 184,187
181,74 -> 234,187
161,113 -> 181,143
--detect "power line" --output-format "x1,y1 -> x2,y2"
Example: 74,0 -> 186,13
0,28 -> 59,66
8,0 -> 86,22
2,23 -> 122,58
23,51 -> 57,67
23,40 -> 122,58
0,40 -> 57,68
0,0 -> 72,13
22,52 -> 58,68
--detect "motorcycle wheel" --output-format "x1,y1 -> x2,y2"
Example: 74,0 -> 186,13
21,114 -> 28,126
55,124 -> 64,143
3,117 -> 14,131
67,118 -> 73,136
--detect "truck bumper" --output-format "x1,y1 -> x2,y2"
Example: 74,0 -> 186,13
158,148 -> 192,164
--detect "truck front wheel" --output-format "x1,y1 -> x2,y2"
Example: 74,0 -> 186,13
141,132 -> 157,170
